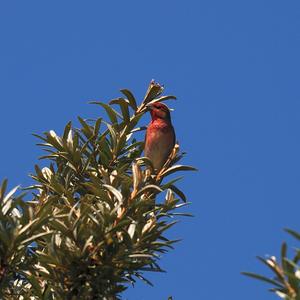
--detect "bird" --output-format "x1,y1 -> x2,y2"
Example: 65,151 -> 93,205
144,102 -> 176,171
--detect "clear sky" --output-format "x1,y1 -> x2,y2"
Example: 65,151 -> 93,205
1,1 -> 300,299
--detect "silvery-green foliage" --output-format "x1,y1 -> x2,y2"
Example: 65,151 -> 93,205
0,81 -> 195,299
243,229 -> 300,300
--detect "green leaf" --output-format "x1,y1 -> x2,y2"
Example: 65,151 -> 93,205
281,242 -> 287,270
282,258 -> 299,291
0,226 -> 10,249
135,273 -> 154,286
93,117 -> 102,137
169,185 -> 186,202
20,231 -> 54,245
103,184 -> 123,204
110,98 -> 130,123
241,272 -> 284,288
134,185 -> 163,199
130,126 -> 147,134
147,95 -> 177,106
50,219 -> 71,236
115,129 -> 129,156
285,228 -> 300,241
63,121 -> 72,140
120,89 -> 137,110
32,133 -> 48,143
45,130 -> 64,151
0,179 -> 8,201
107,123 -> 118,153
34,164 -> 44,180
90,101 -> 120,125
78,116 -> 93,140
81,235 -> 94,255
108,219 -> 131,233
158,221 -> 178,234
136,157 -> 155,170
161,165 -> 197,177
97,134 -> 113,165
26,274 -> 43,298
127,112 -> 144,133
17,219 -> 39,236
161,177 -> 183,190
129,254 -> 154,258
3,185 -> 19,206
168,212 -> 193,217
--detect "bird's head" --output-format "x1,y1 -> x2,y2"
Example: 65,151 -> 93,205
147,102 -> 172,122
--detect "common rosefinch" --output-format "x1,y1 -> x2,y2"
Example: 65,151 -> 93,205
144,102 -> 176,171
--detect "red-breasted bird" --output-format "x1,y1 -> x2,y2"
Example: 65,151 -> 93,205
144,102 -> 176,171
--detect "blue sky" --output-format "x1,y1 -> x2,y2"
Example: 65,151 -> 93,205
1,1 -> 300,299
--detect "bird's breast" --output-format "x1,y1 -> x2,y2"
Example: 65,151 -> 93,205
145,120 -> 175,170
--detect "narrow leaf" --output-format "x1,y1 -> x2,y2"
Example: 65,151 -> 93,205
103,184 -> 123,204
161,165 -> 197,177
285,228 -> 300,241
134,185 -> 163,199
120,89 -> 137,110
90,102 -> 120,124
169,185 -> 186,202
241,272 -> 284,288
